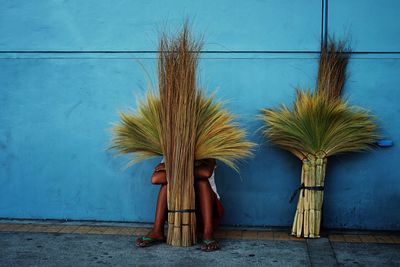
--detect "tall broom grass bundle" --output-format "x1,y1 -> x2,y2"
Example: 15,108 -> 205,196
158,25 -> 199,246
110,24 -> 254,246
260,40 -> 379,238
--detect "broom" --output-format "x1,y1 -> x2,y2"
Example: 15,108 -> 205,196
158,24 -> 201,246
111,25 -> 255,246
260,40 -> 379,238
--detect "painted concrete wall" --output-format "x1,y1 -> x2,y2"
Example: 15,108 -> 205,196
0,0 -> 399,230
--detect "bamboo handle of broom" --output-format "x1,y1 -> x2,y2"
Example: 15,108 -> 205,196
309,155 -> 317,238
292,165 -> 303,236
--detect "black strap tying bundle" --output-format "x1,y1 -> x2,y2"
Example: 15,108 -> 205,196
289,183 -> 324,203
167,209 -> 196,213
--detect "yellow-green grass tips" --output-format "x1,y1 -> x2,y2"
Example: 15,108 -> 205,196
111,91 -> 255,170
260,90 -> 379,159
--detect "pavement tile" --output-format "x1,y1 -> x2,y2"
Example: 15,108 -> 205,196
241,230 -> 258,240
329,234 -> 345,242
58,225 -> 80,233
307,238 -> 338,266
29,225 -> 63,233
2,224 -> 25,231
257,231 -> 273,240
29,225 -> 51,233
290,235 -> 305,242
118,227 -> 137,235
274,231 -> 291,240
343,234 -> 362,243
359,235 -> 377,243
44,225 -> 64,233
0,224 -> 32,232
332,241 -> 400,266
391,235 -> 400,244
88,226 -> 109,234
73,226 -> 93,234
102,227 -> 122,235
374,235 -> 394,244
45,227 -> 63,233
214,230 -> 227,239
18,224 -> 35,230
225,230 -> 242,239
11,224 -> 34,232
132,227 -> 150,235
5,224 -> 25,232
0,224 -> 9,231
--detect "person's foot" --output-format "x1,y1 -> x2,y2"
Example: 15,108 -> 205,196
135,230 -> 165,247
200,231 -> 219,252
200,239 -> 220,252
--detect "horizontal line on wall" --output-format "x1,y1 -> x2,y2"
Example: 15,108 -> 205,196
1,50 -> 400,54
2,55 -> 400,60
0,50 -> 321,54
2,51 -> 400,60
2,57 -> 400,60
2,58 -> 400,61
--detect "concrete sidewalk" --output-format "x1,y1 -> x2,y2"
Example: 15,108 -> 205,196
0,221 -> 399,266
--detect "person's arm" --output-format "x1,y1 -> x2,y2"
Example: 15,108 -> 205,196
152,159 -> 216,183
194,158 -> 216,180
151,163 -> 167,184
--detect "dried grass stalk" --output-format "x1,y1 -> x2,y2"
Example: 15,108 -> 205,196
317,40 -> 350,100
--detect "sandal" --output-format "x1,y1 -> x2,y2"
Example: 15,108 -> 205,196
200,239 -> 220,252
136,236 -> 164,247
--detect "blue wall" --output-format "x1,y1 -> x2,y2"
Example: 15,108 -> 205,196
0,0 -> 399,230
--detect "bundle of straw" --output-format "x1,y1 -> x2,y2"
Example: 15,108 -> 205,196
195,91 -> 254,171
260,40 -> 379,238
110,24 -> 254,246
110,91 -> 163,165
317,41 -> 349,100
158,25 -> 199,246
111,91 -> 253,169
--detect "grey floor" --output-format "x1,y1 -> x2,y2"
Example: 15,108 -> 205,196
0,232 -> 399,267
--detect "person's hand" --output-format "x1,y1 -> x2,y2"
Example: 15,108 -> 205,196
155,163 -> 166,172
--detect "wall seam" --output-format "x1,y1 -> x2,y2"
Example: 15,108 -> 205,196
321,0 -> 328,44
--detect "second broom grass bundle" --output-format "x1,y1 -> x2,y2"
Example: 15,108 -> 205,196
260,40 -> 379,238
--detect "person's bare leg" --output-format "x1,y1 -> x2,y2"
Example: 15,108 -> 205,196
196,179 -> 219,251
148,184 -> 167,238
136,184 -> 166,246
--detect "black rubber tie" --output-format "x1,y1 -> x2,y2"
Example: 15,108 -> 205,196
168,209 -> 196,213
289,183 -> 325,203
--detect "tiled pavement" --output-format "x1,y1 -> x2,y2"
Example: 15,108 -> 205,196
0,220 -> 399,244
1,220 -> 399,266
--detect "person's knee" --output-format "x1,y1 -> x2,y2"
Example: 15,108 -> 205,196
151,172 -> 168,185
151,180 -> 167,185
